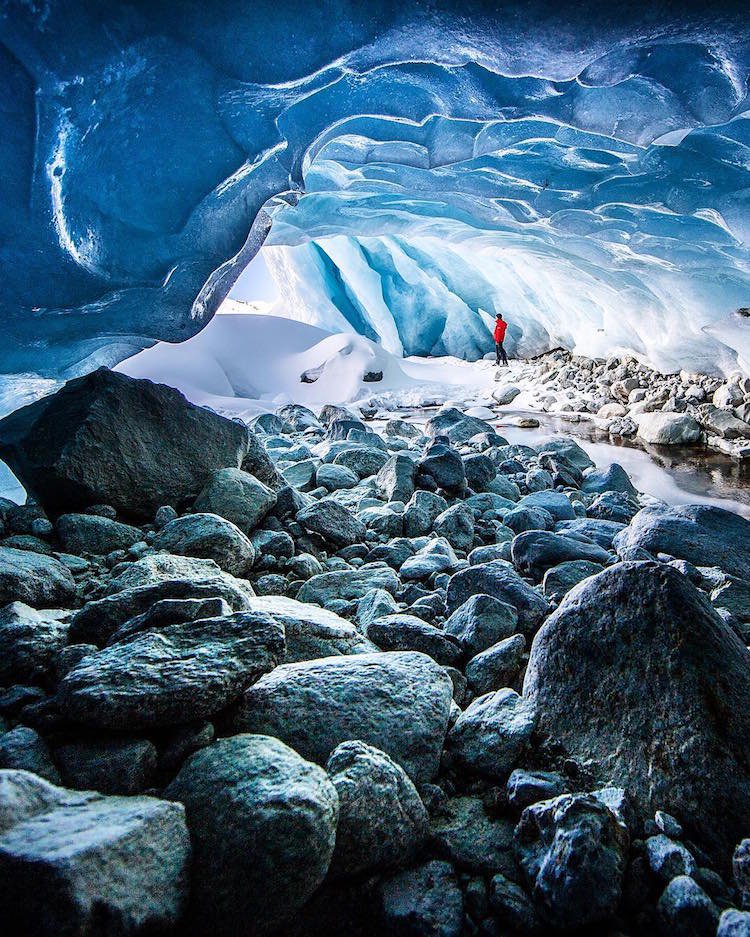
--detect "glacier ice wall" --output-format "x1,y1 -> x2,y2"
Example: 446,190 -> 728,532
2,0 -> 750,386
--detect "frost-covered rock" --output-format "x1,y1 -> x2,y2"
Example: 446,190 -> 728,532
636,411 -> 702,445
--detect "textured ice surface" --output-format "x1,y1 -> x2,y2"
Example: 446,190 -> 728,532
3,0 -> 750,396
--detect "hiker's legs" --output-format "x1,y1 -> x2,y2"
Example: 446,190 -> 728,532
499,341 -> 508,366
495,342 -> 501,365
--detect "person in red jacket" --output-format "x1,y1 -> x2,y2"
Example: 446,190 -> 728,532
494,313 -> 509,366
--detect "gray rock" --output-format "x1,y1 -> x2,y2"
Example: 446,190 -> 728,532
56,513 -> 142,555
542,559 -> 604,603
719,910 -> 750,936
400,537 -> 461,580
384,419 -> 421,439
248,594 -> 377,662
525,561 -> 750,862
646,834 -> 696,881
430,796 -> 517,877
489,873 -> 539,932
511,530 -> 611,580
297,565 -> 399,605
434,502 -> 474,552
228,651 -> 453,784
444,594 -> 519,656
699,405 -> 750,439
376,454 -> 418,503
0,368 -> 250,521
277,403 -> 322,432
0,769 -> 189,935
657,875 -> 720,936
60,611 -> 284,729
536,437 -> 594,473
503,505 -> 554,534
379,860 -> 464,937
193,467 -> 276,533
492,385 -> 521,406
250,528 -> 295,561
153,512 -> 255,575
425,407 -> 494,444
366,614 -> 462,666
332,447 -> 389,479
0,602 -> 69,684
734,839 -> 750,908
446,688 -> 536,780
326,740 -> 428,877
316,463 -> 359,491
358,504 -> 404,538
446,560 -> 550,636
356,588 -> 399,628
0,727 -> 60,783
297,498 -> 367,548
581,463 -> 638,496
166,735 -> 337,936
555,517 -> 625,549
55,737 -> 157,794
419,442 -> 466,493
655,810 -> 683,838
515,792 -> 629,929
463,453 -> 496,491
0,547 -> 76,608
516,490 -> 576,522
637,411 -> 702,445
506,769 -> 566,809
465,634 -> 526,695
615,504 -> 750,578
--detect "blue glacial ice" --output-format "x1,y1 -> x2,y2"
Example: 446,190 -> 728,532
2,0 -> 750,395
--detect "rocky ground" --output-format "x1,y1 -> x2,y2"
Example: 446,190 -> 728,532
482,350 -> 750,460
0,367 -> 749,936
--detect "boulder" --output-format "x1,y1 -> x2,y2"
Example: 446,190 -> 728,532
637,412 -> 702,445
166,735 -> 337,936
0,727 -> 60,783
430,796 -> 517,877
400,538 -> 460,581
332,447 -> 389,479
511,530 -> 610,580
615,504 -> 750,579
444,594 -> 519,657
376,454 -> 417,502
657,875 -> 720,936
515,792 -> 628,929
524,562 -> 750,862
465,634 -> 526,695
0,369 -> 249,520
0,547 -> 76,608
193,467 -> 276,533
425,408 -> 493,444
297,499 -> 367,548
227,652 -> 453,784
55,737 -> 158,795
516,490 -> 576,522
153,513 -> 255,575
0,602 -> 69,684
60,611 -> 284,729
445,688 -> 536,780
316,463 -> 359,491
434,503 -> 474,552
56,513 -> 142,555
0,769 -> 189,936
326,741 -> 428,877
581,463 -> 638,496
365,614 -> 462,666
419,442 -> 466,493
446,560 -> 550,636
297,565 -> 399,605
719,910 -> 750,937
541,559 -> 604,603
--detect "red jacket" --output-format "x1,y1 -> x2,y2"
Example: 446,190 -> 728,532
494,319 -> 507,343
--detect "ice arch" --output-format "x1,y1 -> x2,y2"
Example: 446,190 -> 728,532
2,0 -> 750,391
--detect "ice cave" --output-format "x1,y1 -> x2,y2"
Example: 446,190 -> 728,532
3,3 -> 750,936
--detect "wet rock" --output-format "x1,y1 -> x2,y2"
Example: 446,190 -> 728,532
515,792 -> 629,929
465,634 -> 526,695
0,727 -> 60,783
492,385 -> 521,406
60,611 -> 284,729
506,769 -> 566,810
55,737 -> 157,795
511,530 -> 610,580
445,688 -> 536,780
646,834 -> 696,881
326,741 -> 428,877
297,498 -> 367,548
376,454 -> 418,502
193,467 -> 277,533
366,613 -> 462,666
430,796 -> 517,877
153,512 -> 255,575
616,504 -> 750,578
166,735 -> 337,936
0,769 -> 189,935
581,462 -> 638,496
525,562 -> 750,861
0,369 -> 250,520
0,547 -> 76,608
637,411 -> 702,445
297,565 -> 399,605
56,513 -> 142,555
657,875 -> 720,936
379,860 -> 464,937
419,442 -> 466,493
0,602 -> 69,684
444,594 -> 519,656
228,652 -> 453,784
446,561 -> 550,636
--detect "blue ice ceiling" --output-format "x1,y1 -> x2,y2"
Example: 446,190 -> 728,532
2,0 -> 750,384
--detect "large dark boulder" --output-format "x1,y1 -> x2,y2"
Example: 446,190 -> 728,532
511,530 -> 611,580
446,560 -> 550,636
615,504 -> 750,578
0,369 -> 252,520
524,562 -> 750,863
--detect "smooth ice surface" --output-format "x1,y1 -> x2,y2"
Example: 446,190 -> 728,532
3,0 -> 750,402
